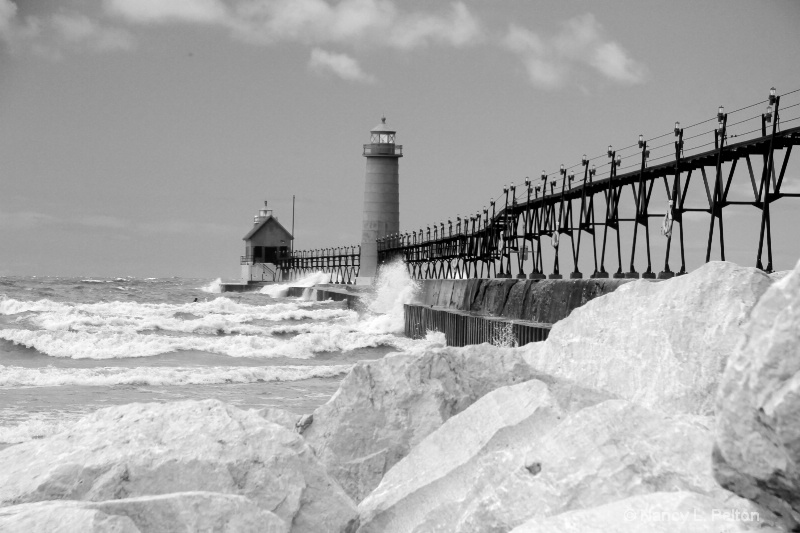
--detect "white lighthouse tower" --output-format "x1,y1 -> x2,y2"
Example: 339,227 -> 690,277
356,117 -> 402,285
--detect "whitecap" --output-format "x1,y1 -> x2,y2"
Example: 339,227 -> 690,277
260,272 -> 331,298
0,363 -> 352,388
0,324 -> 405,360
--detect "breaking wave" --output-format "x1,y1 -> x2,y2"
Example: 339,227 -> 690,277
199,278 -> 223,293
260,271 -> 331,298
0,363 -> 352,388
0,264 -> 421,360
0,327 -> 405,360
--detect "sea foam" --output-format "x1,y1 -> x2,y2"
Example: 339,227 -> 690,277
0,327 -> 405,359
0,363 -> 352,388
260,271 -> 331,298
0,265 -> 422,360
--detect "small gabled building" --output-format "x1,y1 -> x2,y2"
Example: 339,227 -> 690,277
241,202 -> 293,282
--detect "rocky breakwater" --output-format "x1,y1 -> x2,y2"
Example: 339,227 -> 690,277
354,261 -> 791,532
0,400 -> 358,533
302,342 -> 537,502
714,263 -> 800,530
522,261 -> 773,415
3,260 -> 797,533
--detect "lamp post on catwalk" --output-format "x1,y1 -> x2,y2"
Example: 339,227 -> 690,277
357,117 -> 403,285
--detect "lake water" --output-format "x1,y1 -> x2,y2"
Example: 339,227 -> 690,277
0,266 -> 424,447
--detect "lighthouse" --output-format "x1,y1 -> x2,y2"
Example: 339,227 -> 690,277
357,117 -> 403,285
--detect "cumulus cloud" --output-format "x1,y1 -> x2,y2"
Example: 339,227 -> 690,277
387,2 -> 480,50
0,0 -> 41,50
503,13 -> 647,89
0,1 -> 133,57
0,0 -> 15,37
228,0 -> 396,45
104,0 -> 483,51
51,14 -> 134,52
103,0 -> 229,24
308,47 -> 375,83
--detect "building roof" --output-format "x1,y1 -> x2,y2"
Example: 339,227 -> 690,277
242,215 -> 294,241
371,116 -> 395,133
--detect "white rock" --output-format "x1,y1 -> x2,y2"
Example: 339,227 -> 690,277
508,491 -> 781,533
0,501 -> 140,533
714,258 -> 800,530
358,377 -> 610,532
254,407 -> 299,431
0,492 -> 289,533
303,344 -> 536,502
522,261 -> 772,415
769,270 -> 791,282
0,400 -> 357,533
359,396 -> 733,533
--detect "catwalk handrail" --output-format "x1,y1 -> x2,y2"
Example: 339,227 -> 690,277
379,87 -> 800,279
274,245 -> 361,284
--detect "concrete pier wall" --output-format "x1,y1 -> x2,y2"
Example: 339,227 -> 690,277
407,278 -> 634,347
416,278 -> 633,324
404,305 -> 551,347
286,286 -> 364,310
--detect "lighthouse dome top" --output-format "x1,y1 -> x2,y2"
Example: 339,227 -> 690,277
370,117 -> 396,144
371,116 -> 395,134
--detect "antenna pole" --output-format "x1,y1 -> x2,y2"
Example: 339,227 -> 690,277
291,194 -> 295,254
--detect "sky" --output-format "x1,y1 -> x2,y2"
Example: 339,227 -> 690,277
1,0 -> 799,279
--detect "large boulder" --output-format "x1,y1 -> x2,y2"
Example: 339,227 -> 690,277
0,400 -> 357,533
303,343 -> 537,502
0,492 -> 288,533
358,377 -> 610,532
359,394 -> 735,533
0,502 -> 140,533
508,491 -> 780,533
522,261 -> 772,415
714,259 -> 800,530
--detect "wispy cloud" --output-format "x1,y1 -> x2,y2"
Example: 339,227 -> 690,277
308,47 -> 375,83
0,209 -> 57,229
0,208 -> 237,237
0,0 -> 15,37
2,2 -> 645,91
503,13 -> 647,89
104,0 -> 483,51
0,0 -> 133,58
51,14 -> 135,52
136,219 -> 240,237
103,0 -> 229,24
96,0 -> 482,83
387,2 -> 480,50
76,214 -> 128,230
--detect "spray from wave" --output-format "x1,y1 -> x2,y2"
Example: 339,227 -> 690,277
260,271 -> 330,298
199,278 -> 223,293
358,261 -> 420,334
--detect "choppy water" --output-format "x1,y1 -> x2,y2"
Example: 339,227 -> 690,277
0,267 -> 422,446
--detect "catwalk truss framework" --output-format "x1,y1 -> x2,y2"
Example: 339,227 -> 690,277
377,90 -> 800,280
275,246 -> 360,284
